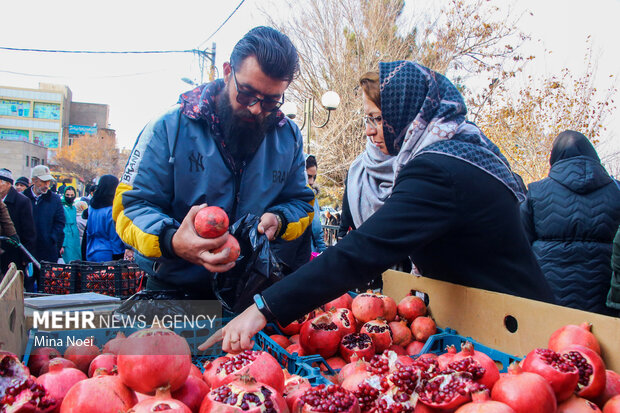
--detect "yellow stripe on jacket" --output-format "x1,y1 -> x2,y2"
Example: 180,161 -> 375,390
281,197 -> 315,241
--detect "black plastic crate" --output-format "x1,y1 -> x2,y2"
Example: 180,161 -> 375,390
39,261 -> 80,294
78,260 -> 142,298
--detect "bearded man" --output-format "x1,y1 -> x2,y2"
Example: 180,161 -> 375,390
114,26 -> 314,298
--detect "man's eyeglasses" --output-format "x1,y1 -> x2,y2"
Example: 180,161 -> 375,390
232,69 -> 284,112
363,115 -> 383,129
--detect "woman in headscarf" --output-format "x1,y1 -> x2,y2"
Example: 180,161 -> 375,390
204,61 -> 555,353
85,175 -> 126,262
60,186 -> 81,263
521,130 -> 620,315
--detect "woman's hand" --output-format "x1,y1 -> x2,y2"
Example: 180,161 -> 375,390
199,304 -> 267,353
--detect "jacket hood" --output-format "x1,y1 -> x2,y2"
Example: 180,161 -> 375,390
549,156 -> 613,194
549,130 -> 600,166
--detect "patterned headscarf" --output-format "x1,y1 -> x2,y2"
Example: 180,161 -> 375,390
380,61 -> 526,201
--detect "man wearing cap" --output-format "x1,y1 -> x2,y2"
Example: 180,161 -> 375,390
0,168 -> 36,276
22,165 -> 65,291
14,176 -> 30,193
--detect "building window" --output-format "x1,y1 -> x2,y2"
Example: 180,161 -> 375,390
26,156 -> 29,167
33,102 -> 60,120
0,100 -> 31,117
0,128 -> 29,141
31,157 -> 40,167
33,131 -> 59,148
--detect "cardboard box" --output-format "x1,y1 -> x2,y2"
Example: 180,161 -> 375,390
382,269 -> 620,372
0,264 -> 27,356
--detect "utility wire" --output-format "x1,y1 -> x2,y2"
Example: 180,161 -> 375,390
0,69 -> 168,79
0,46 -> 199,54
197,0 -> 247,49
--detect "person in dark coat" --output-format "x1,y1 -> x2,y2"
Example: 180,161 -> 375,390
202,60 -> 555,353
521,131 -> 620,315
0,168 -> 36,274
608,225 -> 620,315
22,165 -> 65,291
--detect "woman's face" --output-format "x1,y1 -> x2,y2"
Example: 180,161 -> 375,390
362,92 -> 389,155
306,165 -> 317,187
64,189 -> 75,198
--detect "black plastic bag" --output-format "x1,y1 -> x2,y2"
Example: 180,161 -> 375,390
113,289 -> 196,325
211,214 -> 284,313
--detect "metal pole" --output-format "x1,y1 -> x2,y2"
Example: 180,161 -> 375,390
305,98 -> 314,154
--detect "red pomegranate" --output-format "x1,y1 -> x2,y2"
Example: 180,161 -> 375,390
604,395 -> 620,413
87,353 -> 117,377
323,357 -> 347,371
562,345 -> 607,400
521,348 -> 579,402
284,374 -> 312,411
455,390 -> 516,413
286,343 -> 306,356
549,323 -> 601,355
437,345 -> 458,370
418,371 -> 479,411
491,362 -> 557,413
289,334 -> 300,344
194,206 -> 229,238
387,344 -> 407,355
209,350 -> 285,394
200,376 -> 288,412
295,384 -> 361,413
351,292 -> 385,323
377,294 -> 397,322
375,363 -> 427,412
360,319 -> 393,353
210,234 -> 241,263
117,327 -> 192,394
397,295 -> 426,323
300,312 -> 344,359
411,316 -> 437,342
202,356 -> 229,388
449,341 -> 500,390
557,394 -> 602,412
330,308 -> 357,336
323,293 -> 353,311
63,338 -> 100,374
594,370 -> 620,408
277,312 -> 314,336
39,357 -> 76,375
34,358 -> 86,411
60,372 -> 137,412
189,364 -> 203,380
172,375 -> 210,413
338,359 -> 370,384
128,386 -> 191,412
406,340 -> 425,356
269,334 -> 291,349
389,320 -> 413,347
102,332 -> 126,355
28,346 -> 61,377
339,333 -> 376,362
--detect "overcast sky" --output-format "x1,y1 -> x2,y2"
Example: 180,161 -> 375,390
1,0 -> 618,158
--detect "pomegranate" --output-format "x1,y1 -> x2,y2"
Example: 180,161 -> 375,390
0,351 -> 56,411
128,386 -> 191,412
330,308 -> 358,336
455,390 -> 516,413
269,335 -> 291,349
277,312 -> 314,336
35,358 -> 87,411
341,369 -> 373,393
557,394 -> 602,412
63,337 -> 100,374
189,364 -> 204,381
376,364 -> 427,412
210,234 -> 241,263
361,319 -> 393,353
200,375 -> 288,412
295,384 -> 360,413
27,347 -> 61,377
39,358 -> 76,375
102,332 -> 126,355
286,344 -> 306,356
491,362 -> 557,413
377,294 -> 397,322
604,395 -> 620,413
59,372 -> 137,412
172,375 -> 210,413
210,350 -> 285,394
284,374 -> 312,411
300,313 -> 343,359
351,292 -> 385,323
87,353 -> 117,377
338,359 -> 370,384
593,370 -> 620,408
418,371 -> 480,411
339,333 -> 376,362
387,344 -> 407,355
521,348 -> 579,402
397,295 -> 426,323
117,327 -> 192,394
549,323 -> 601,355
203,356 -> 229,388
389,320 -> 413,347
562,345 -> 607,400
323,357 -> 347,371
194,206 -> 229,238
324,293 -> 353,311
448,342 -> 500,390
289,335 -> 300,345
411,316 -> 436,342
405,340 -> 425,356
437,345 -> 458,370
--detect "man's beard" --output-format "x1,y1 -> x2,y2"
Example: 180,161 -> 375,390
216,87 -> 278,162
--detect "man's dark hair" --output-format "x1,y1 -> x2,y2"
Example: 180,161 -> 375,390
230,26 -> 299,82
305,155 -> 317,170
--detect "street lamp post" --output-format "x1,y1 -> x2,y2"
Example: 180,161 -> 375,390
281,91 -> 341,154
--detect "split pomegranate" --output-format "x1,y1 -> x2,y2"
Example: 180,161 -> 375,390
593,370 -> 620,408
405,340 -> 425,356
375,364 -> 426,412
210,234 -> 241,263
411,316 -> 436,342
117,327 -> 192,394
296,384 -> 361,413
39,358 -> 76,375
377,294 -> 397,322
562,345 -> 607,400
210,350 -> 285,394
200,376 -> 288,412
283,374 -> 312,411
521,348 -> 579,402
1,350 -> 57,412
351,292 -> 385,323
455,390 -> 516,413
491,362 -> 557,413
194,206 -> 229,238
277,312 -> 314,336
418,371 -> 481,411
59,372 -> 137,412
549,323 -> 601,355
87,353 -> 117,377
557,394 -> 602,412
102,332 -> 127,355
269,335 -> 291,349
63,337 -> 100,374
128,386 -> 191,412
397,296 -> 426,323
324,293 -> 354,311
338,359 -> 370,384
203,356 -> 230,388
27,347 -> 61,377
300,313 -> 343,359
604,395 -> 620,413
361,319 -> 393,353
35,358 -> 87,411
339,333 -> 376,362
448,342 -> 500,390
172,375 -> 210,413
437,345 -> 458,370
389,320 -> 413,347
331,308 -> 358,336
